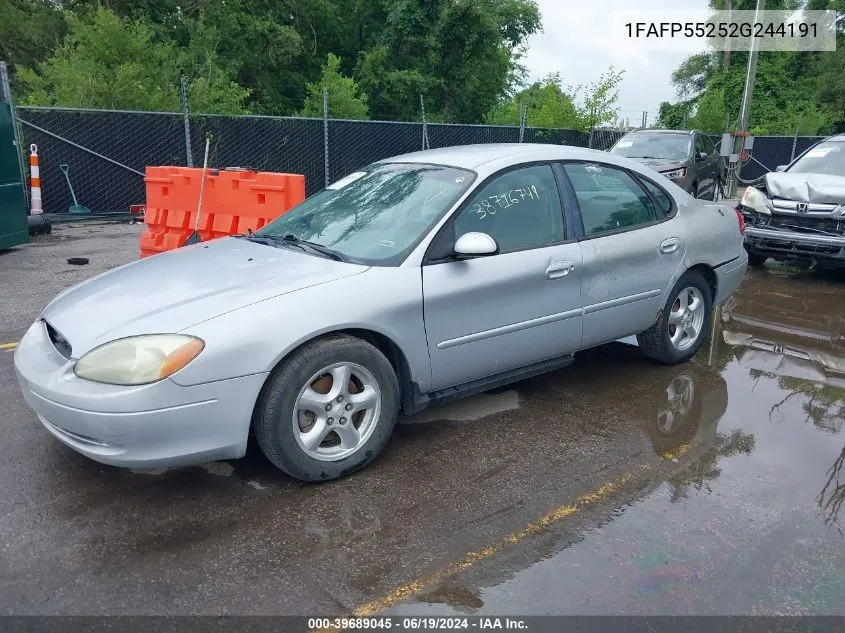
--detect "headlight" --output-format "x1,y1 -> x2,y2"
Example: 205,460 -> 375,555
740,186 -> 771,215
74,335 -> 205,385
661,167 -> 686,179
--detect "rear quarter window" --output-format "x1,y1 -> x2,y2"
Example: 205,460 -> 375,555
639,178 -> 673,216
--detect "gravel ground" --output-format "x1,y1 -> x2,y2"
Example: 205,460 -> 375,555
0,222 -> 142,341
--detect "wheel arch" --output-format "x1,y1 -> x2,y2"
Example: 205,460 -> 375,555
250,327 -> 416,428
685,263 -> 718,303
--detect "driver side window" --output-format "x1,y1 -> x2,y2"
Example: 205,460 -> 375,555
452,165 -> 564,253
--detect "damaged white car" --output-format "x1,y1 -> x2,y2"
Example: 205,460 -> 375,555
738,134 -> 845,268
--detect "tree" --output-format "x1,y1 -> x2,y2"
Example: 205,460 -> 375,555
0,0 -> 68,87
576,67 -> 624,130
486,68 -> 623,132
486,73 -> 579,128
660,0 -> 845,134
656,100 -> 694,129
300,53 -> 369,119
16,8 -> 250,113
355,0 -> 541,121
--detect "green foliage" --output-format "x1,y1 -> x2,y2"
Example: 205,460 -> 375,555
577,67 -> 625,130
0,0 -> 69,88
16,8 -> 250,113
486,68 -> 624,132
6,0 -> 542,121
355,0 -> 542,121
486,74 -> 579,128
660,0 -> 845,134
689,88 -> 728,132
300,54 -> 369,120
656,100 -> 694,129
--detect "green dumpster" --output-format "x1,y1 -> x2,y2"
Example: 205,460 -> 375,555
0,102 -> 28,249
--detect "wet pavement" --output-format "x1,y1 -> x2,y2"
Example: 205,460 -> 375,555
1,227 -> 844,616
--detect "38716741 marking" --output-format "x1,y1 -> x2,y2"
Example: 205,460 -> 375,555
472,185 -> 541,219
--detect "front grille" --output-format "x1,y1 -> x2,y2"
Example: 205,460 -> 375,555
768,214 -> 843,234
43,320 -> 72,358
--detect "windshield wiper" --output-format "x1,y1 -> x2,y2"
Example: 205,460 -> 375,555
281,234 -> 348,262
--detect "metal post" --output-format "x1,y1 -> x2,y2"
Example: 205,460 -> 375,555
180,75 -> 193,167
727,0 -> 764,198
723,0 -> 732,71
420,94 -> 427,151
790,118 -> 800,162
0,61 -> 30,209
323,87 -> 329,188
518,103 -> 525,143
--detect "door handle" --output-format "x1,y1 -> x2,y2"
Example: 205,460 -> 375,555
659,238 -> 680,254
545,261 -> 575,279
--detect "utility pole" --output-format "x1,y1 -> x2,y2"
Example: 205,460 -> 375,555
726,0 -> 764,198
723,0 -> 732,71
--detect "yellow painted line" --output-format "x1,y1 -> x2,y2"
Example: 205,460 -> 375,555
351,442 -> 692,618
0,342 -> 17,351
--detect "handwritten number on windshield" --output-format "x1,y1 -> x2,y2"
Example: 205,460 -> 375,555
471,185 -> 541,219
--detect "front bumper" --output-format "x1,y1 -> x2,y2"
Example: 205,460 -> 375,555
745,226 -> 845,263
13,320 -> 268,468
713,251 -> 748,305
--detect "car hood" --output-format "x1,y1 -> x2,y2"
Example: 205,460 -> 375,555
629,158 -> 686,173
764,171 -> 845,204
41,237 -> 368,356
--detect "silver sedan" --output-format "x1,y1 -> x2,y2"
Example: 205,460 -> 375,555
14,144 -> 748,481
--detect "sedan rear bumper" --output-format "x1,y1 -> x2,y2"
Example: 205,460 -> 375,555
14,320 -> 268,468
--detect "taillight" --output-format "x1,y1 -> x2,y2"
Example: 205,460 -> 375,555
735,208 -> 746,235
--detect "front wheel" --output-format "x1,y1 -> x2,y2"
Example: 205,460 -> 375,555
254,335 -> 399,481
637,272 -> 713,365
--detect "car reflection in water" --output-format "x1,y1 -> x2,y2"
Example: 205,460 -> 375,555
719,268 -> 845,527
404,343 -> 753,613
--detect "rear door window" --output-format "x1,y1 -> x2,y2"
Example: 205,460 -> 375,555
563,162 -> 657,236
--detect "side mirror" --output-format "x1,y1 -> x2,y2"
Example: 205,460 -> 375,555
454,232 -> 498,258
775,165 -> 787,172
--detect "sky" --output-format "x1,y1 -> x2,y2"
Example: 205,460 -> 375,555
522,0 -> 710,126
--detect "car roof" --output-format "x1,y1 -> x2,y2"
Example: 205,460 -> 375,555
378,143 -> 614,170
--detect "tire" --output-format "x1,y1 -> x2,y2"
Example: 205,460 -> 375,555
711,180 -> 722,201
746,251 -> 767,267
637,271 -> 713,365
254,335 -> 399,481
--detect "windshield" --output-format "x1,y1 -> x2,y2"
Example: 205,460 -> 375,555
788,141 -> 845,176
610,134 -> 692,161
256,163 -> 474,265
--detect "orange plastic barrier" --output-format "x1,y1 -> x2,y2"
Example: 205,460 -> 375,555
140,166 -> 305,258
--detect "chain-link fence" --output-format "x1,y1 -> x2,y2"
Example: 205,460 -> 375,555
6,93 -> 832,217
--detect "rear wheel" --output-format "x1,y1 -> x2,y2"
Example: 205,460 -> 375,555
637,271 -> 712,365
254,335 -> 399,481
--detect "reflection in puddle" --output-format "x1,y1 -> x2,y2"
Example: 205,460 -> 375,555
393,269 -> 845,615
820,445 -> 845,530
403,390 -> 520,425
